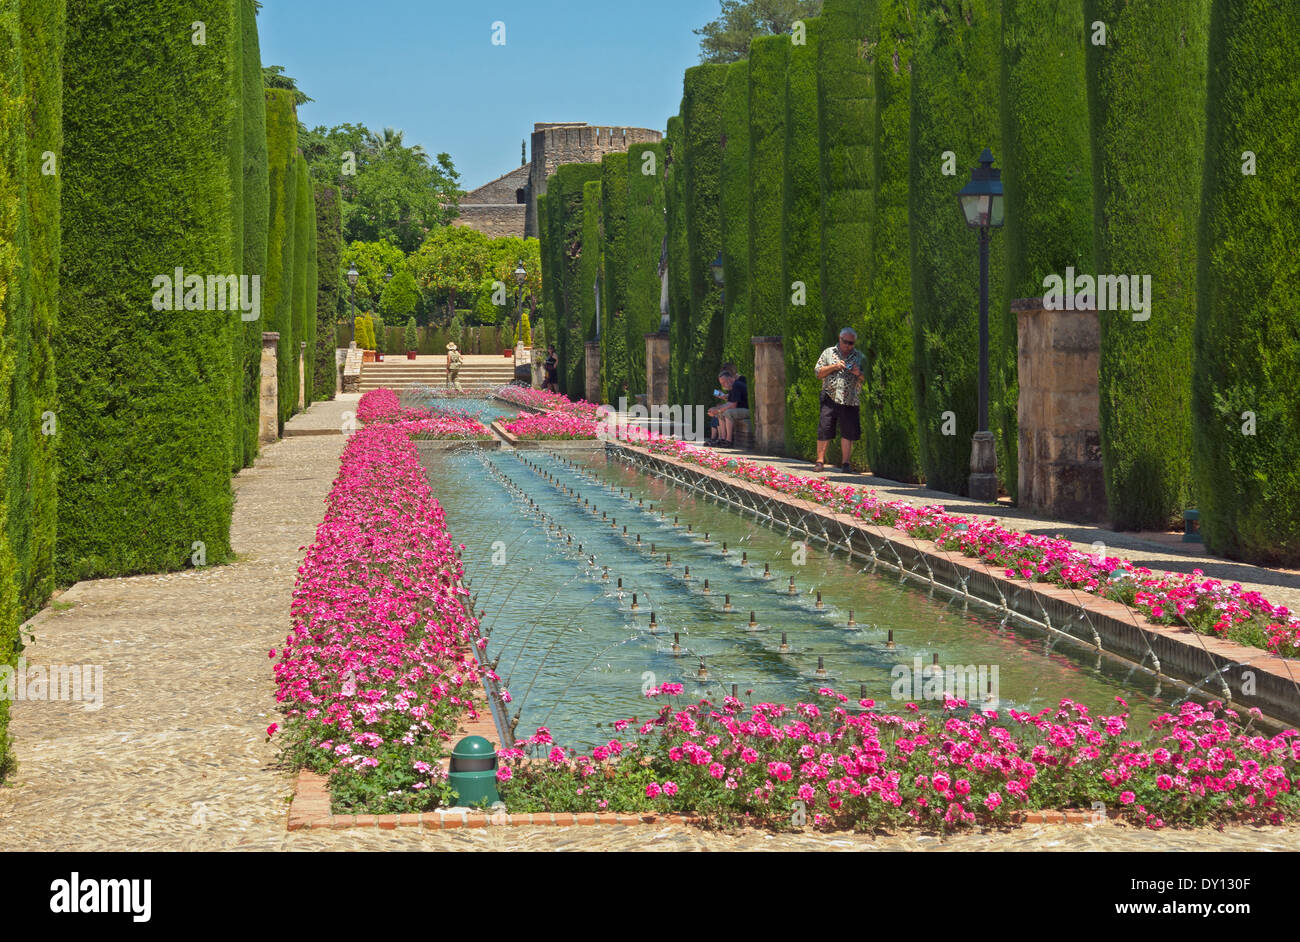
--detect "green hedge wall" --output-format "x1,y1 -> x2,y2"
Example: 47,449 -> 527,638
720,61 -> 752,382
1084,0 -> 1208,529
226,0 -> 244,470
547,163 -> 601,397
683,64 -> 728,407
747,36 -> 789,347
599,152 -> 628,404
909,0 -> 1004,497
578,179 -> 602,398
239,0 -> 266,466
291,150 -> 312,412
303,170 -> 318,407
819,0 -> 873,466
314,184 -> 342,400
0,0 -> 24,778
865,0 -> 921,482
998,0 -> 1094,503
537,192 -> 556,356
1191,0 -> 1300,565
783,19 -> 822,459
264,87 -> 298,432
18,0 -> 61,616
624,142 -> 666,399
664,115 -> 691,405
57,0 -> 237,581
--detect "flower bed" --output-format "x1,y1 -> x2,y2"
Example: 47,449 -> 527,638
498,690 -> 1300,831
500,411 -> 598,440
355,388 -> 491,440
598,424 -> 1300,660
270,406 -> 499,814
493,384 -> 605,418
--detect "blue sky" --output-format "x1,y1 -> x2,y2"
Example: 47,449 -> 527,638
258,0 -> 722,189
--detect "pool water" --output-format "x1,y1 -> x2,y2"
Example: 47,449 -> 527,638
425,445 -> 1190,750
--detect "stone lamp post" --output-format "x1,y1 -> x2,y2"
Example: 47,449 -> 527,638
957,147 -> 1005,501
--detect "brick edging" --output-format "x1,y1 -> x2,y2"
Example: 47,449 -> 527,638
287,769 -> 1125,831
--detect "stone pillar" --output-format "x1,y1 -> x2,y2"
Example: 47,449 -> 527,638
259,332 -> 280,444
645,333 -> 669,408
1015,296 -> 1105,522
584,341 -> 602,404
751,337 -> 786,455
298,341 -> 307,411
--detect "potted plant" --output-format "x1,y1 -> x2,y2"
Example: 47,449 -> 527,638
405,317 -> 418,360
374,316 -> 386,362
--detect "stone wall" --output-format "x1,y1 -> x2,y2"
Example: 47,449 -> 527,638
525,122 -> 662,236
453,204 -> 527,239
1016,296 -> 1106,523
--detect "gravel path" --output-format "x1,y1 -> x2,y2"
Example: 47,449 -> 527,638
1,395 -> 1296,852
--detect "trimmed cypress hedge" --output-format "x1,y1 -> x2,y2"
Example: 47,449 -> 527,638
682,63 -> 728,407
303,173 -> 318,407
720,61 -> 752,382
864,0 -> 922,482
747,35 -> 789,346
783,19 -> 822,459
314,184 -> 342,400
998,0 -> 1094,503
623,142 -> 666,398
58,0 -> 237,580
599,152 -> 629,404
239,0 -> 267,465
226,0 -> 244,470
19,0 -> 61,616
1084,0 -> 1208,529
547,163 -> 602,396
291,150 -> 312,412
0,0 -> 25,777
664,115 -> 691,405
1191,0 -> 1300,565
909,0 -> 1004,497
265,87 -> 298,432
578,179 -> 602,397
819,0 -> 874,469
537,192 -> 556,355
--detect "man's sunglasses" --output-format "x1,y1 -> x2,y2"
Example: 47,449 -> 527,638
840,339 -> 855,346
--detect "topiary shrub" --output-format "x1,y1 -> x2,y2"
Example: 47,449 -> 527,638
599,152 -> 628,404
864,0 -> 922,483
683,63 -> 728,408
57,0 -> 237,581
517,308 -> 532,346
404,316 -> 418,353
1191,0 -> 1300,565
747,37 -> 789,345
665,115 -> 691,404
1084,0 -> 1209,529
578,179 -> 602,398
909,0 -> 1005,497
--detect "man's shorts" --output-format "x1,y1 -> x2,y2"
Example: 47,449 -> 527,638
726,407 -> 750,420
818,395 -> 860,441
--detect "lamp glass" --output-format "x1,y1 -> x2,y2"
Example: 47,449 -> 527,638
346,264 -> 359,287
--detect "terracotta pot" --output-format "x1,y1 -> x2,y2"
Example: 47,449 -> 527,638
375,353 -> 384,362
407,351 -> 417,360
362,350 -> 376,363
503,349 -> 513,358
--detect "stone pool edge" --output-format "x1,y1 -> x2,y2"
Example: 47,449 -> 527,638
604,441 -> 1300,729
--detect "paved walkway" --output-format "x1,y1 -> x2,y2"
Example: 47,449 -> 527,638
0,393 -> 1296,851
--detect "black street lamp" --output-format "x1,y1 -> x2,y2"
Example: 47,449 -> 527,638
514,259 -> 527,327
957,147 -> 1004,501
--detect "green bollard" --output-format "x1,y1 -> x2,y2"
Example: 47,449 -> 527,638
448,735 -> 499,807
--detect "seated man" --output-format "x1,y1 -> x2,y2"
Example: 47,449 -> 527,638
707,367 -> 748,447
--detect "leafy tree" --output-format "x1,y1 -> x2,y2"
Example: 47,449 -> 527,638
695,0 -> 824,63
408,225 -> 492,322
263,64 -> 313,106
340,239 -> 406,312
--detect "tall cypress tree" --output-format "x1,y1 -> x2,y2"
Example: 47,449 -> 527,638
683,64 -> 728,406
783,19 -> 822,458
624,142 -> 666,399
1192,0 -> 1300,565
1084,0 -> 1210,529
999,0 -> 1094,503
314,184 -> 343,400
747,35 -> 789,344
290,150 -> 312,413
58,0 -> 237,579
240,0 -> 268,464
599,152 -> 629,404
865,0 -> 921,482
909,0 -> 1004,497
578,179 -> 602,399
720,61 -> 752,383
264,87 -> 297,432
665,115 -> 691,404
